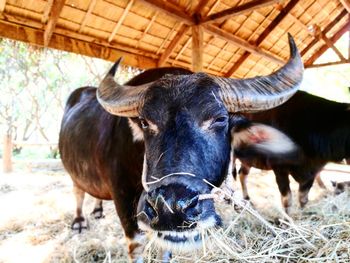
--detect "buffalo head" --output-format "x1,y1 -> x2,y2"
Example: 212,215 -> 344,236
96,34 -> 303,251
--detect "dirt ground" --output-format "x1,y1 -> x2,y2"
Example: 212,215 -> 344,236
0,163 -> 349,262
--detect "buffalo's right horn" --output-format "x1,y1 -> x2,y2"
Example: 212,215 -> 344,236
97,58 -> 151,117
215,33 -> 304,113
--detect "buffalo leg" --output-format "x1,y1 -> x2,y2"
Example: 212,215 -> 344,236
274,169 -> 292,213
110,175 -> 145,262
91,199 -> 104,219
298,177 -> 315,208
71,184 -> 88,233
113,193 -> 144,262
126,232 -> 146,262
239,164 -> 251,200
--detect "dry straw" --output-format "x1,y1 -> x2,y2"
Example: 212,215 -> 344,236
1,171 -> 349,262
32,183 -> 350,262
141,189 -> 350,263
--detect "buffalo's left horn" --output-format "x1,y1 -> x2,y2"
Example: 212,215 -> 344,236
97,58 -> 151,117
215,33 -> 304,112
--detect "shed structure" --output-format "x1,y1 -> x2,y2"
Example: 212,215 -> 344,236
0,0 -> 349,76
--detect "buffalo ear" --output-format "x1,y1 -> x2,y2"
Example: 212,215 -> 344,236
232,122 -> 298,160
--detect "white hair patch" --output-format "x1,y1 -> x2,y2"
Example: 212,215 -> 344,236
128,119 -> 144,142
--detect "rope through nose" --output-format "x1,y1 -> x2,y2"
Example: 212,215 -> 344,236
141,163 -> 230,203
146,172 -> 196,186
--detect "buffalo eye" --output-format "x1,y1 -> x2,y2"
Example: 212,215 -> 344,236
139,117 -> 149,130
210,116 -> 228,129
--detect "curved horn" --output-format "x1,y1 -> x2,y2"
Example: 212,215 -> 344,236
215,33 -> 304,112
97,58 -> 150,117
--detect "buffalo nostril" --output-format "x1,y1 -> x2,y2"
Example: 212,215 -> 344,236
186,196 -> 199,209
182,196 -> 200,214
144,198 -> 158,220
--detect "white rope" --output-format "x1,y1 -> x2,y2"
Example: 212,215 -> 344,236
142,166 -> 230,203
141,163 -> 235,205
141,155 -> 149,192
141,166 -> 278,235
145,172 -> 196,186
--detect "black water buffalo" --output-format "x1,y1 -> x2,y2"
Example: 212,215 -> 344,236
59,35 -> 303,261
233,90 -> 350,212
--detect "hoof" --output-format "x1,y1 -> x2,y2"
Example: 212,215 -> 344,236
233,204 -> 243,213
91,207 -> 104,219
71,216 -> 88,233
299,201 -> 307,209
283,206 -> 291,215
298,194 -> 309,209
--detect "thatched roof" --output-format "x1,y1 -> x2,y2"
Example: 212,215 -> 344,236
0,0 -> 349,77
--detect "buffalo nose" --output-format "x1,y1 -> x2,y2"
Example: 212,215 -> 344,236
143,188 -> 202,228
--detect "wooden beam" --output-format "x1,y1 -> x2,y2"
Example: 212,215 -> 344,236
339,0 -> 350,14
136,11 -> 158,47
225,0 -> 299,77
305,60 -> 350,68
0,14 -> 160,60
158,24 -> 190,66
277,4 -> 345,61
79,0 -> 97,33
172,1 -> 211,63
305,21 -> 350,66
144,0 -> 210,66
192,0 -> 211,16
42,0 -> 54,23
275,3 -> 309,31
0,20 -> 157,69
301,9 -> 347,57
313,25 -> 347,62
203,24 -> 284,65
0,0 -> 6,13
43,0 -> 65,47
156,22 -> 179,55
173,36 -> 191,62
220,7 -> 271,74
200,0 -> 282,25
137,0 -> 194,25
208,42 -> 228,70
192,25 -> 203,72
108,0 -> 134,43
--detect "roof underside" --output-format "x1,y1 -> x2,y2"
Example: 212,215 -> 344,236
0,0 -> 349,77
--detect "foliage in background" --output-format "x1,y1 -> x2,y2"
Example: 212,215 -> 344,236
0,39 -> 139,158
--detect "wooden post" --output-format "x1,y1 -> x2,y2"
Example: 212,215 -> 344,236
192,25 -> 203,72
3,133 -> 12,173
43,0 -> 66,46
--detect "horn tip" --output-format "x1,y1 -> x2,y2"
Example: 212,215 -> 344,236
287,33 -> 303,70
287,33 -> 300,59
108,57 -> 123,76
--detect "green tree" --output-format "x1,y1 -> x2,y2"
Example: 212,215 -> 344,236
0,39 -> 139,159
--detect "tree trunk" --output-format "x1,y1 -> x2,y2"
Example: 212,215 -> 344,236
3,134 -> 13,173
